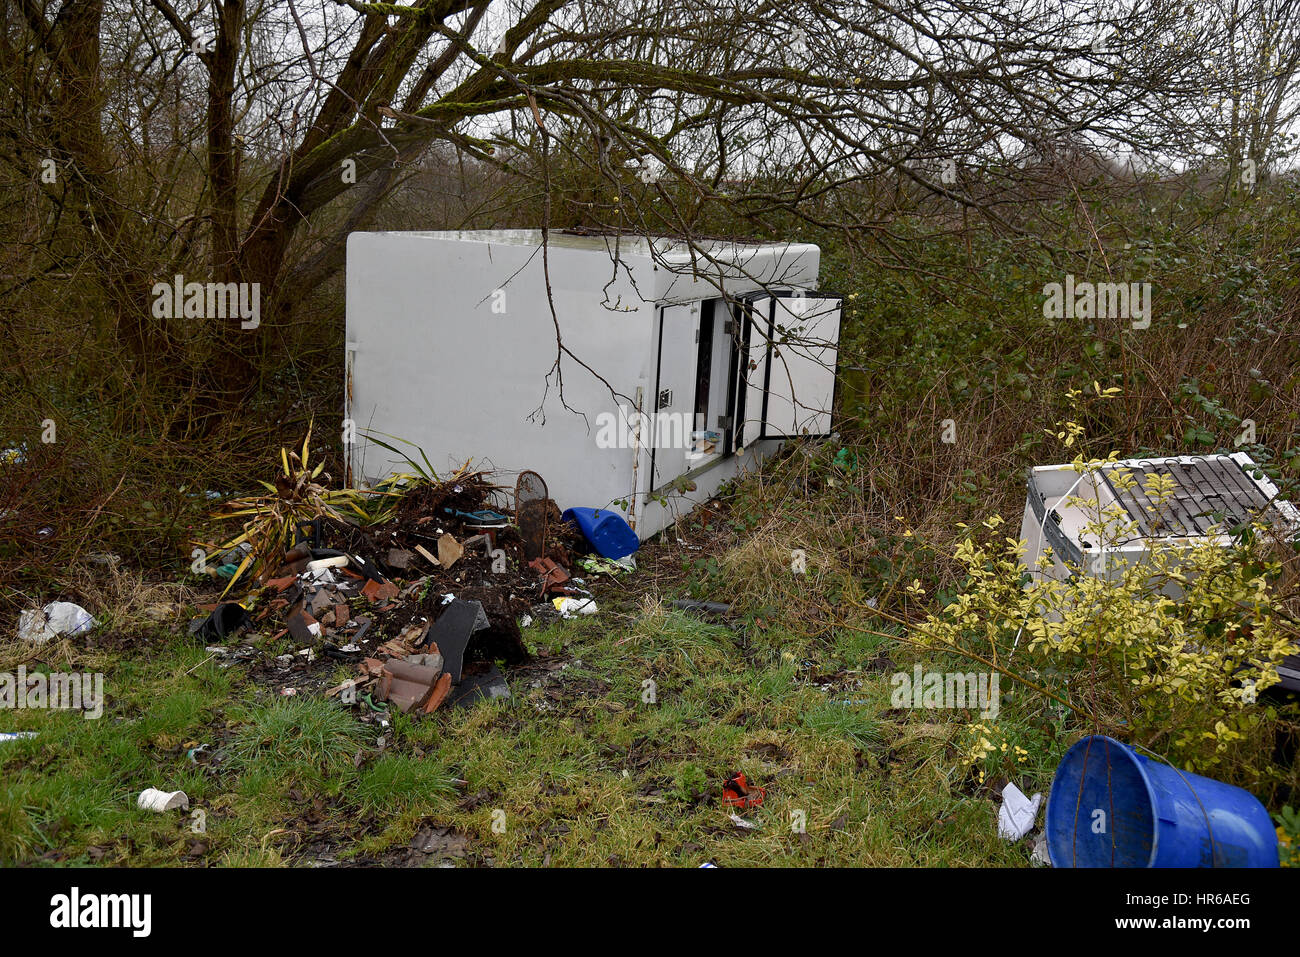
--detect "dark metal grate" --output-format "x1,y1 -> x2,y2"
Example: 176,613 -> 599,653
1098,456 -> 1278,538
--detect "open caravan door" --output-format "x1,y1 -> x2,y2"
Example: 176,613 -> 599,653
732,291 -> 842,449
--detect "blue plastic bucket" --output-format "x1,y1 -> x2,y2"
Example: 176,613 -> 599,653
1046,735 -> 1278,867
561,507 -> 640,560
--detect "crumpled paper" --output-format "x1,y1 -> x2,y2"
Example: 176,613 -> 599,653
997,781 -> 1043,841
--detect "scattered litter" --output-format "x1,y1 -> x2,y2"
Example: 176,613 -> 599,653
722,772 -> 765,809
408,650 -> 444,671
17,602 -> 97,644
213,542 -> 250,565
286,610 -> 321,643
361,579 -> 400,603
443,507 -> 509,527
997,781 -> 1043,841
190,468 -> 562,718
437,533 -> 464,570
671,599 -> 730,617
1046,733 -> 1278,867
729,812 -> 761,830
308,588 -> 335,617
530,556 -> 572,593
304,566 -> 340,586
1031,832 -> 1052,866
0,732 -> 38,742
190,602 -> 249,643
578,555 -> 634,576
137,788 -> 189,812
553,596 -> 598,618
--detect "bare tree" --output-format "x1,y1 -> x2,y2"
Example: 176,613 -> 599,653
3,0 -> 1243,422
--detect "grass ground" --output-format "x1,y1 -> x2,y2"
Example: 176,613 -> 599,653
0,474 -> 1037,868
6,437 -> 1297,867
0,617 -> 1027,868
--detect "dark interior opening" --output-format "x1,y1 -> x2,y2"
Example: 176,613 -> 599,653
693,299 -> 715,430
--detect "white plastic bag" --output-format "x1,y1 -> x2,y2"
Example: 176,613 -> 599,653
17,602 -> 97,644
553,597 -> 598,618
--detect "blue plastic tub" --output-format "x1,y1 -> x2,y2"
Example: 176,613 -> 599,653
561,507 -> 640,560
1045,735 -> 1278,867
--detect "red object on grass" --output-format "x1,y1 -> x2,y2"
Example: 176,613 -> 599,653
722,772 -> 765,809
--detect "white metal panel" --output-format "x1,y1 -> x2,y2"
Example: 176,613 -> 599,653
653,241 -> 821,304
761,295 -> 842,438
648,302 -> 699,489
344,232 -> 652,522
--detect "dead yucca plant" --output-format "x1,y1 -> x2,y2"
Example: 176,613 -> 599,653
200,422 -> 376,596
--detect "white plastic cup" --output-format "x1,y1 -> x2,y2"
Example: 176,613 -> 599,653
137,788 -> 189,812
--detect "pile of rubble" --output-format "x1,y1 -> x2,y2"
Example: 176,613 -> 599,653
191,470 -> 632,723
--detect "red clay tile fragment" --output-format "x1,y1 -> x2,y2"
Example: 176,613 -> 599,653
424,673 -> 453,714
362,579 -> 399,602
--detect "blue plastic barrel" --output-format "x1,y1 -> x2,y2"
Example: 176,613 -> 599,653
1046,735 -> 1278,867
561,507 -> 640,559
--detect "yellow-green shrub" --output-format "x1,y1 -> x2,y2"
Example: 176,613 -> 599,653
912,455 -> 1296,783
